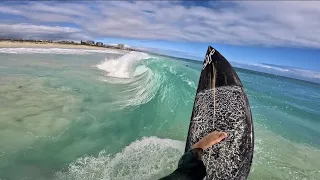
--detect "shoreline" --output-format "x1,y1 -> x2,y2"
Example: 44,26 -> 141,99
0,41 -> 114,50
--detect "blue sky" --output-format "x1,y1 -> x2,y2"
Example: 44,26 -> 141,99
0,1 -> 320,71
101,37 -> 320,71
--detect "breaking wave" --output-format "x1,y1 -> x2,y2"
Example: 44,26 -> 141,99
97,52 -> 161,108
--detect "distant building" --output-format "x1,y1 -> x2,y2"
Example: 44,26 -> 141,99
59,41 -> 73,44
86,40 -> 95,45
96,42 -> 103,46
104,44 -> 113,48
118,44 -> 124,49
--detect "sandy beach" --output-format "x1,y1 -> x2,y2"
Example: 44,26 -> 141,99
0,41 -> 109,49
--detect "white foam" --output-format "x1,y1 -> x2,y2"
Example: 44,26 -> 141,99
55,137 -> 184,180
97,52 -> 149,78
168,66 -> 177,75
182,78 -> 196,89
0,48 -> 122,55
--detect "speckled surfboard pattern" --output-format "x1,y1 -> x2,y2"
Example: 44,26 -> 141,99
185,46 -> 254,180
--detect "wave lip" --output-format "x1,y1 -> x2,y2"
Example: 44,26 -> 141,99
97,51 -> 149,79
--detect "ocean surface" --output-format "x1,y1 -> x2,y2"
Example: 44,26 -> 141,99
0,48 -> 319,180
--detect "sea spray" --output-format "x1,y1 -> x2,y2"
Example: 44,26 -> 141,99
55,137 -> 184,180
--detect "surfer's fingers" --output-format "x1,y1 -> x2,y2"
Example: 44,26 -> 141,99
208,131 -> 227,139
220,132 -> 228,138
211,131 -> 227,136
216,132 -> 228,140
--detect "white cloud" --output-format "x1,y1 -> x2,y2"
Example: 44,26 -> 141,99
0,6 -> 22,15
0,23 -> 92,41
232,62 -> 320,83
0,1 -> 320,48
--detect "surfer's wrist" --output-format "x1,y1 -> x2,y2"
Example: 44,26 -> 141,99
192,148 -> 203,160
192,143 -> 204,150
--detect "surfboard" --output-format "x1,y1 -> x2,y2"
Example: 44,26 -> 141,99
185,46 -> 254,180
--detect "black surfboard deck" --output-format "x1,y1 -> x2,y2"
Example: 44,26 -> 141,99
185,46 -> 254,180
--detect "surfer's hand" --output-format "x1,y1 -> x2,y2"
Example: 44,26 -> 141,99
192,131 -> 227,150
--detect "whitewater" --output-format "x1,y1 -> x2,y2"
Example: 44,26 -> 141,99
0,48 -> 319,180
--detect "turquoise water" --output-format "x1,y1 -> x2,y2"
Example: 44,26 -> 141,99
0,48 -> 319,180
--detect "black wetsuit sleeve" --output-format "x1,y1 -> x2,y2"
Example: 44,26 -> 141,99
159,149 -> 207,180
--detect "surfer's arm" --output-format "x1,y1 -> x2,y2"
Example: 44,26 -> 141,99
158,131 -> 227,180
191,147 -> 202,160
158,148 -> 206,180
